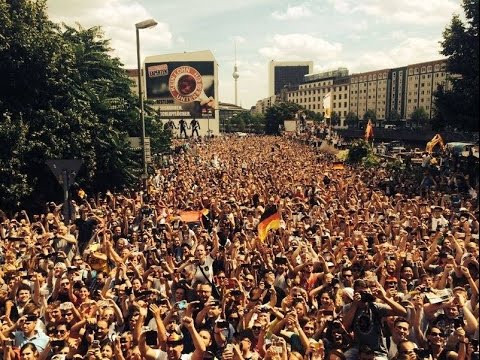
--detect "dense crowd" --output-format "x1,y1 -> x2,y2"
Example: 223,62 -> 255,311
0,135 -> 478,360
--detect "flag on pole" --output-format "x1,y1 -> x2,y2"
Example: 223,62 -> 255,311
323,93 -> 332,119
365,119 -> 374,141
257,205 -> 281,242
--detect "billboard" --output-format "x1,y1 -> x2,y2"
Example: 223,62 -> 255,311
145,61 -> 216,119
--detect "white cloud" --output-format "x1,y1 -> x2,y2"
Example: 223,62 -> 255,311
231,35 -> 246,44
47,0 -> 173,68
259,34 -> 342,61
346,36 -> 444,73
272,4 -> 313,20
328,0 -> 460,25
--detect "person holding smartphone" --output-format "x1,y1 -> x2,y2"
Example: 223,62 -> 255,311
342,279 -> 407,360
1,313 -> 49,352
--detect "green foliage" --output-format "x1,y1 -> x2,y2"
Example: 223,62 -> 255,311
303,109 -> 324,123
331,111 -> 341,126
385,159 -> 406,172
434,0 -> 479,131
389,110 -> 401,123
345,111 -> 359,128
0,0 -> 170,211
363,109 -> 377,123
410,107 -> 429,126
362,153 -> 380,168
225,111 -> 265,133
346,140 -> 371,164
264,102 -> 302,135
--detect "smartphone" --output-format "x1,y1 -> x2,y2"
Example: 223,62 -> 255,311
322,310 -> 334,316
3,338 -> 14,347
145,330 -> 158,346
453,317 -> 464,328
175,300 -> 187,310
92,340 -> 100,348
216,320 -> 229,329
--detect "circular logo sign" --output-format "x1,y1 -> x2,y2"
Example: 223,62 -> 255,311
169,66 -> 203,103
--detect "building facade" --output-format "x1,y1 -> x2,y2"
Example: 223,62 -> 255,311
279,59 -> 450,126
269,61 -> 313,97
405,60 -> 450,119
349,69 -> 390,122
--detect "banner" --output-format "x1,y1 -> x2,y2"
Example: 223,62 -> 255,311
323,93 -> 332,119
145,61 -> 216,119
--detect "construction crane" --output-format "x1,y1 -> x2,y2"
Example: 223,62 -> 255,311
425,133 -> 446,154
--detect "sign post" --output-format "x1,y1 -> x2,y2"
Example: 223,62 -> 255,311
46,160 -> 83,224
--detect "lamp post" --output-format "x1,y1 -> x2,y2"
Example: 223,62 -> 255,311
135,19 -> 157,181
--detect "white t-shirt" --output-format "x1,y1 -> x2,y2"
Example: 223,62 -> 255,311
154,349 -> 192,360
191,255 -> 214,285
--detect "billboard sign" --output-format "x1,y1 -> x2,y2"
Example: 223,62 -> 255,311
145,61 -> 216,119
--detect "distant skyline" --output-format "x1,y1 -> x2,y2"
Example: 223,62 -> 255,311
46,0 -> 463,109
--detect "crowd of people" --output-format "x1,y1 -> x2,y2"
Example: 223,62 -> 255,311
0,134 -> 478,360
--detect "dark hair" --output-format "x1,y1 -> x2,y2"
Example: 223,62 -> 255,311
16,283 -> 32,295
394,317 -> 410,327
353,279 -> 368,290
20,342 -> 39,354
359,344 -> 374,355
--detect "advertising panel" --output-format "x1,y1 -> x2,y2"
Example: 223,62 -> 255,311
145,61 -> 216,119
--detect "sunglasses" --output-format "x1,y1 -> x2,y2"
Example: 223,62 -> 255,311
166,340 -> 183,346
429,331 -> 444,337
252,326 -> 262,331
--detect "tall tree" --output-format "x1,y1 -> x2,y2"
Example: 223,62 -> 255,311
345,111 -> 359,128
264,102 -> 302,135
363,109 -> 377,123
410,107 -> 429,128
0,0 -> 170,212
330,111 -> 341,127
434,0 -> 479,131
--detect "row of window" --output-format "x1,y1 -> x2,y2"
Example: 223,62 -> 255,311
408,63 -> 446,75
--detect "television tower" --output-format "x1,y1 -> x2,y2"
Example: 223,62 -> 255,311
232,41 -> 239,106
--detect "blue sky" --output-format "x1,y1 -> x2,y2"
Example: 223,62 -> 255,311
47,0 -> 463,109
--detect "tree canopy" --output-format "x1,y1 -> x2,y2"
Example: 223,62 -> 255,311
264,102 -> 302,135
0,0 -> 169,212
434,0 -> 479,131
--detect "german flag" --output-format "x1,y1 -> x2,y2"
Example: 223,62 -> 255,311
257,205 -> 281,242
365,119 -> 374,141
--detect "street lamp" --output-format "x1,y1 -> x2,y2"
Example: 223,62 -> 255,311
135,18 -> 157,181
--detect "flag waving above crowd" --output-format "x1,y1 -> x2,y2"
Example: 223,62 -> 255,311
257,204 -> 281,242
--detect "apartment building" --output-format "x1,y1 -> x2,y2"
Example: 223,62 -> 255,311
276,59 -> 450,124
255,95 -> 278,114
405,60 -> 451,119
285,68 -> 350,125
349,69 -> 390,121
269,61 -> 313,97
